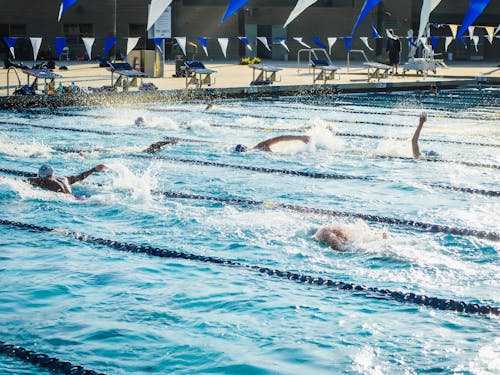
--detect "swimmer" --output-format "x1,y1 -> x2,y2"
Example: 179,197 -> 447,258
234,135 -> 311,153
412,112 -> 437,158
312,224 -> 388,251
26,164 -> 108,195
144,138 -> 178,153
205,101 -> 215,110
135,117 -> 146,127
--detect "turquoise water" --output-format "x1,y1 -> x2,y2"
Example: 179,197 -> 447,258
0,88 -> 499,374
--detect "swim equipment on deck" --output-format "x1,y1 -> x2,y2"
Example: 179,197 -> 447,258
0,219 -> 497,317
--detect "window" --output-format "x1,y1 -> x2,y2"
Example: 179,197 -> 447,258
9,24 -> 27,36
129,24 -> 147,50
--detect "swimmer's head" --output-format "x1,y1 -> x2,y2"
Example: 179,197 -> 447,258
135,117 -> 146,127
234,144 -> 248,153
425,150 -> 439,158
312,224 -> 349,251
38,164 -> 54,178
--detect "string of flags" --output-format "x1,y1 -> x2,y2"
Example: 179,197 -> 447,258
2,24 -> 498,61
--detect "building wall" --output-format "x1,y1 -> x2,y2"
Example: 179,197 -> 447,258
1,0 -> 498,61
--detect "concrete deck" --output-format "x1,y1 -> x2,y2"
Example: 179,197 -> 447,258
0,60 -> 499,108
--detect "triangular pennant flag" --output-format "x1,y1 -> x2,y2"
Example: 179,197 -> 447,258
407,36 -> 418,48
312,37 -> 326,49
468,26 -> 475,39
293,37 -> 311,48
3,37 -> 16,59
217,37 -> 228,58
198,37 -> 209,56
351,0 -> 383,36
126,37 -> 140,56
360,37 -> 373,51
284,0 -> 317,28
419,37 -> 431,51
103,37 -> 118,56
457,0 -> 491,39
371,24 -> 381,38
472,35 -> 479,51
238,37 -> 252,51
417,0 -> 442,41
30,37 -> 42,61
147,0 -> 173,30
343,37 -> 352,53
460,36 -> 468,48
55,37 -> 67,59
495,24 -> 500,36
58,0 -> 78,21
276,38 -> 290,52
445,36 -> 453,51
448,24 -> 458,39
483,26 -> 494,43
82,37 -> 95,60
176,37 -> 187,56
153,38 -> 163,53
256,37 -> 271,51
327,37 -> 337,54
431,36 -> 440,50
386,29 -> 397,39
221,0 -> 249,23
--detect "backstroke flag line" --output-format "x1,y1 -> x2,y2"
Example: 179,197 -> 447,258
284,0 -> 317,28
221,0 -> 249,23
351,0 -> 382,36
147,0 -> 173,30
456,0 -> 491,39
58,0 -> 78,21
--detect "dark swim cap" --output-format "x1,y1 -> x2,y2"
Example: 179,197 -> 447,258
425,150 -> 439,158
234,144 -> 248,153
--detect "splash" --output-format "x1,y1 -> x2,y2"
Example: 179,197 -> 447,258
0,136 -> 53,158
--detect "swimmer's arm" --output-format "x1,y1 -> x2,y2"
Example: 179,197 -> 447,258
412,112 -> 427,158
144,139 -> 178,153
66,164 -> 107,185
254,135 -> 310,151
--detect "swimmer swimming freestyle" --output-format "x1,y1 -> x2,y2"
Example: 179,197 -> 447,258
234,135 -> 311,153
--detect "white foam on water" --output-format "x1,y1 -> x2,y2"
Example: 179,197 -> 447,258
351,346 -> 391,375
465,338 -> 500,374
0,136 -> 54,158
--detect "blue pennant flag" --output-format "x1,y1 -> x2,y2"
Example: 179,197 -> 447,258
198,37 -> 208,49
343,37 -> 352,53
104,37 -> 118,56
407,37 -> 418,48
153,38 -> 164,48
431,36 -> 440,50
3,37 -> 17,48
371,24 -> 381,38
460,36 -> 468,48
58,0 -> 78,21
457,0 -> 491,39
55,37 -> 67,58
351,0 -> 382,36
312,37 -> 326,49
221,0 -> 249,23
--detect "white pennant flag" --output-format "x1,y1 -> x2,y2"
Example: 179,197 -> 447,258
468,26 -> 475,40
445,36 -> 453,52
147,0 -> 173,30
284,0 -> 317,28
360,37 -> 373,51
176,37 -> 187,56
417,0 -> 442,42
472,36 -> 479,52
293,37 -> 311,48
256,37 -> 271,51
278,39 -> 290,52
448,24 -> 458,39
217,38 -> 229,58
327,37 -> 337,54
420,37 -> 431,51
386,29 -> 397,39
495,24 -> 500,36
82,37 -> 95,60
126,37 -> 140,56
30,37 -> 42,61
483,26 -> 494,43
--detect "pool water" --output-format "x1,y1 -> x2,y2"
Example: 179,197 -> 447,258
0,88 -> 499,374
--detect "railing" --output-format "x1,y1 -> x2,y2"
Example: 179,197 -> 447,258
297,48 -> 333,73
6,66 -> 21,96
347,49 -> 369,72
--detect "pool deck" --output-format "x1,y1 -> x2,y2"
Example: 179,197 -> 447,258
0,60 -> 499,108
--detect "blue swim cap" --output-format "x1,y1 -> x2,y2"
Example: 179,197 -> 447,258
234,144 -> 248,153
38,164 -> 54,178
425,150 -> 439,158
135,117 -> 146,126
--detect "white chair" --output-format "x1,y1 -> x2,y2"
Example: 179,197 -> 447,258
60,47 -> 70,61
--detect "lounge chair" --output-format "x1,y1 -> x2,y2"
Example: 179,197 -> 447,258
182,61 -> 216,88
311,59 -> 339,84
248,64 -> 282,86
363,62 -> 392,81
108,61 -> 145,91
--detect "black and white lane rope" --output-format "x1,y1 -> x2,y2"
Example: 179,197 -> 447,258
0,219 -> 497,317
0,340 -> 105,375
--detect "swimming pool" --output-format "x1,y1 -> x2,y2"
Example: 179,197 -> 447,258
0,88 -> 499,374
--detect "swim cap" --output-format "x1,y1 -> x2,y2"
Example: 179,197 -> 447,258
135,117 -> 146,126
234,144 -> 248,153
38,164 -> 54,178
425,150 -> 439,158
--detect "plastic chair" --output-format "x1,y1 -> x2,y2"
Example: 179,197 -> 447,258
60,47 -> 70,61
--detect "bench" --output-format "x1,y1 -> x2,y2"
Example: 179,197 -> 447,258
363,62 -> 392,81
22,68 -> 63,92
249,64 -> 282,86
311,59 -> 339,84
183,61 -> 216,88
108,62 -> 145,91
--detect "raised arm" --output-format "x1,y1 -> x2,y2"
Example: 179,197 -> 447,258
412,112 -> 427,158
66,164 -> 107,185
253,135 -> 310,152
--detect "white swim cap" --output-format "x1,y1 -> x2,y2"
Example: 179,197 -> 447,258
38,164 -> 54,178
